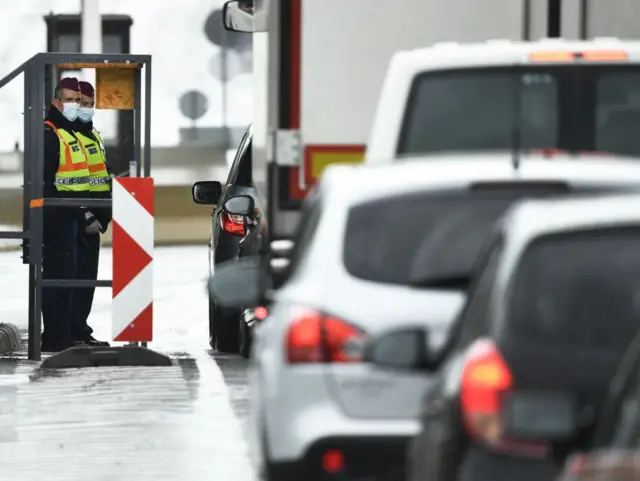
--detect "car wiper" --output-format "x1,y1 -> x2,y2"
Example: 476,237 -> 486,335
409,273 -> 471,290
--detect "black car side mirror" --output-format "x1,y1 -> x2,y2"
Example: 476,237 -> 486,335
364,327 -> 433,371
192,181 -> 222,205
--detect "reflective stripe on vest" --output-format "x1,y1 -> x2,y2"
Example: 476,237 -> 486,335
75,129 -> 110,192
44,120 -> 91,192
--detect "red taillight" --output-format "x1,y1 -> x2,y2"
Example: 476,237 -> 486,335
221,212 -> 245,236
285,308 -> 366,364
254,306 -> 268,321
529,50 -> 628,62
321,449 -> 345,473
566,453 -> 589,475
461,338 -> 513,444
460,338 -> 547,458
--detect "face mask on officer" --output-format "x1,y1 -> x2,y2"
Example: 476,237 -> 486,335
77,107 -> 95,123
78,81 -> 96,124
52,80 -> 81,122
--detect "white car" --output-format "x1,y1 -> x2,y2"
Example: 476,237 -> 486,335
365,38 -> 640,163
210,154 -> 640,481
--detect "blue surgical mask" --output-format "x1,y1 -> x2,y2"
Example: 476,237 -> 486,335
61,102 -> 79,122
77,106 -> 95,123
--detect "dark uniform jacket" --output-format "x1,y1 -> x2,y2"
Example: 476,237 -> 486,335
72,119 -> 113,229
43,106 -> 87,223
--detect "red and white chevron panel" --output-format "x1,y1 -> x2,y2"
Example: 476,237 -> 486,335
112,178 -> 154,342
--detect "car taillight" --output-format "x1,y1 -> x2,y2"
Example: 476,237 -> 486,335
285,307 -> 366,364
460,338 -> 547,458
254,306 -> 268,321
221,212 -> 245,236
565,453 -> 589,476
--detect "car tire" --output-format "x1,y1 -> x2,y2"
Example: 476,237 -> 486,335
214,304 -> 241,353
239,316 -> 252,359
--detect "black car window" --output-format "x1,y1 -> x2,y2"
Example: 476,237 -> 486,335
397,68 -> 561,155
456,238 -> 504,345
227,127 -> 251,185
608,370 -> 640,448
508,228 -> 640,350
398,65 -> 640,157
595,71 -> 640,156
235,139 -> 253,187
343,188 -> 567,286
593,332 -> 640,448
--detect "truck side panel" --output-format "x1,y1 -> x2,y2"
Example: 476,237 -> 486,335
414,0 -> 559,43
561,0 -> 640,40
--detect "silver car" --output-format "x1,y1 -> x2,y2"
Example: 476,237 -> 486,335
210,153 -> 640,481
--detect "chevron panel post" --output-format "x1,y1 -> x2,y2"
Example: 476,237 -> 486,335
112,178 -> 154,342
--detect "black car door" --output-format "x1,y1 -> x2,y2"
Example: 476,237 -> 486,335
410,236 -> 505,481
213,126 -> 252,258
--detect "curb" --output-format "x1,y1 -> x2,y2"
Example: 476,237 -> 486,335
0,323 -> 21,354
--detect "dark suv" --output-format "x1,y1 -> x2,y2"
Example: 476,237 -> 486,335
367,191 -> 640,481
192,124 -> 267,353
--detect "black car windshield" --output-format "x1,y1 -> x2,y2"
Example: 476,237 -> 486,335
509,229 -> 640,349
397,65 -> 640,157
343,188 -> 566,286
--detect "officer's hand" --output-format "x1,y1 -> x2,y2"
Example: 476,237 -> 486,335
85,211 -> 103,235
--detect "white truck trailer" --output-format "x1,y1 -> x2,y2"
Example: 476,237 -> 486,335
224,0 -> 640,239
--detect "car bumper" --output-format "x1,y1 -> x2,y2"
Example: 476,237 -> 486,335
458,446 -> 561,481
268,436 -> 409,481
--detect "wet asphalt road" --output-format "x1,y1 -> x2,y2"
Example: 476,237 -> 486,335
0,246 -> 256,481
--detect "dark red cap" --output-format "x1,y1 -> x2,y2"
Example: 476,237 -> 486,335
57,77 -> 80,92
79,81 -> 95,97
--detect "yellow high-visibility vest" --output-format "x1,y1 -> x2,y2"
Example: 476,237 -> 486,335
44,120 -> 91,193
75,129 -> 110,192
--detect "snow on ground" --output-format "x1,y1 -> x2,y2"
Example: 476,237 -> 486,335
0,245 -> 256,481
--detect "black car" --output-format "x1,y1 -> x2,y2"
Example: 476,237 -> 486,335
367,192 -> 640,481
556,325 -> 640,481
192,124 -> 268,353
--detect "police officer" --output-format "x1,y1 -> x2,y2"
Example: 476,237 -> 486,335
70,80 -> 110,347
42,77 -> 90,352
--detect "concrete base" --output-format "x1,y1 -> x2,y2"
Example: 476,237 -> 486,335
0,323 -> 21,354
40,345 -> 173,369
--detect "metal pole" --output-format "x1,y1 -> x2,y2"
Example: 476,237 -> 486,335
81,0 -> 102,84
24,63 -> 36,359
141,59 -> 151,348
143,60 -> 152,177
522,0 -> 531,41
134,68 -> 142,177
128,106 -> 138,347
29,58 -> 47,362
579,0 -> 589,39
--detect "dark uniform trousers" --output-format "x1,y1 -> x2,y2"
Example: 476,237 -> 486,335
70,229 -> 100,339
41,207 -> 79,344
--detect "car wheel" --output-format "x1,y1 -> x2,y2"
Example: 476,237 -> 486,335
239,316 -> 252,359
208,294 -> 217,349
214,305 -> 241,353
